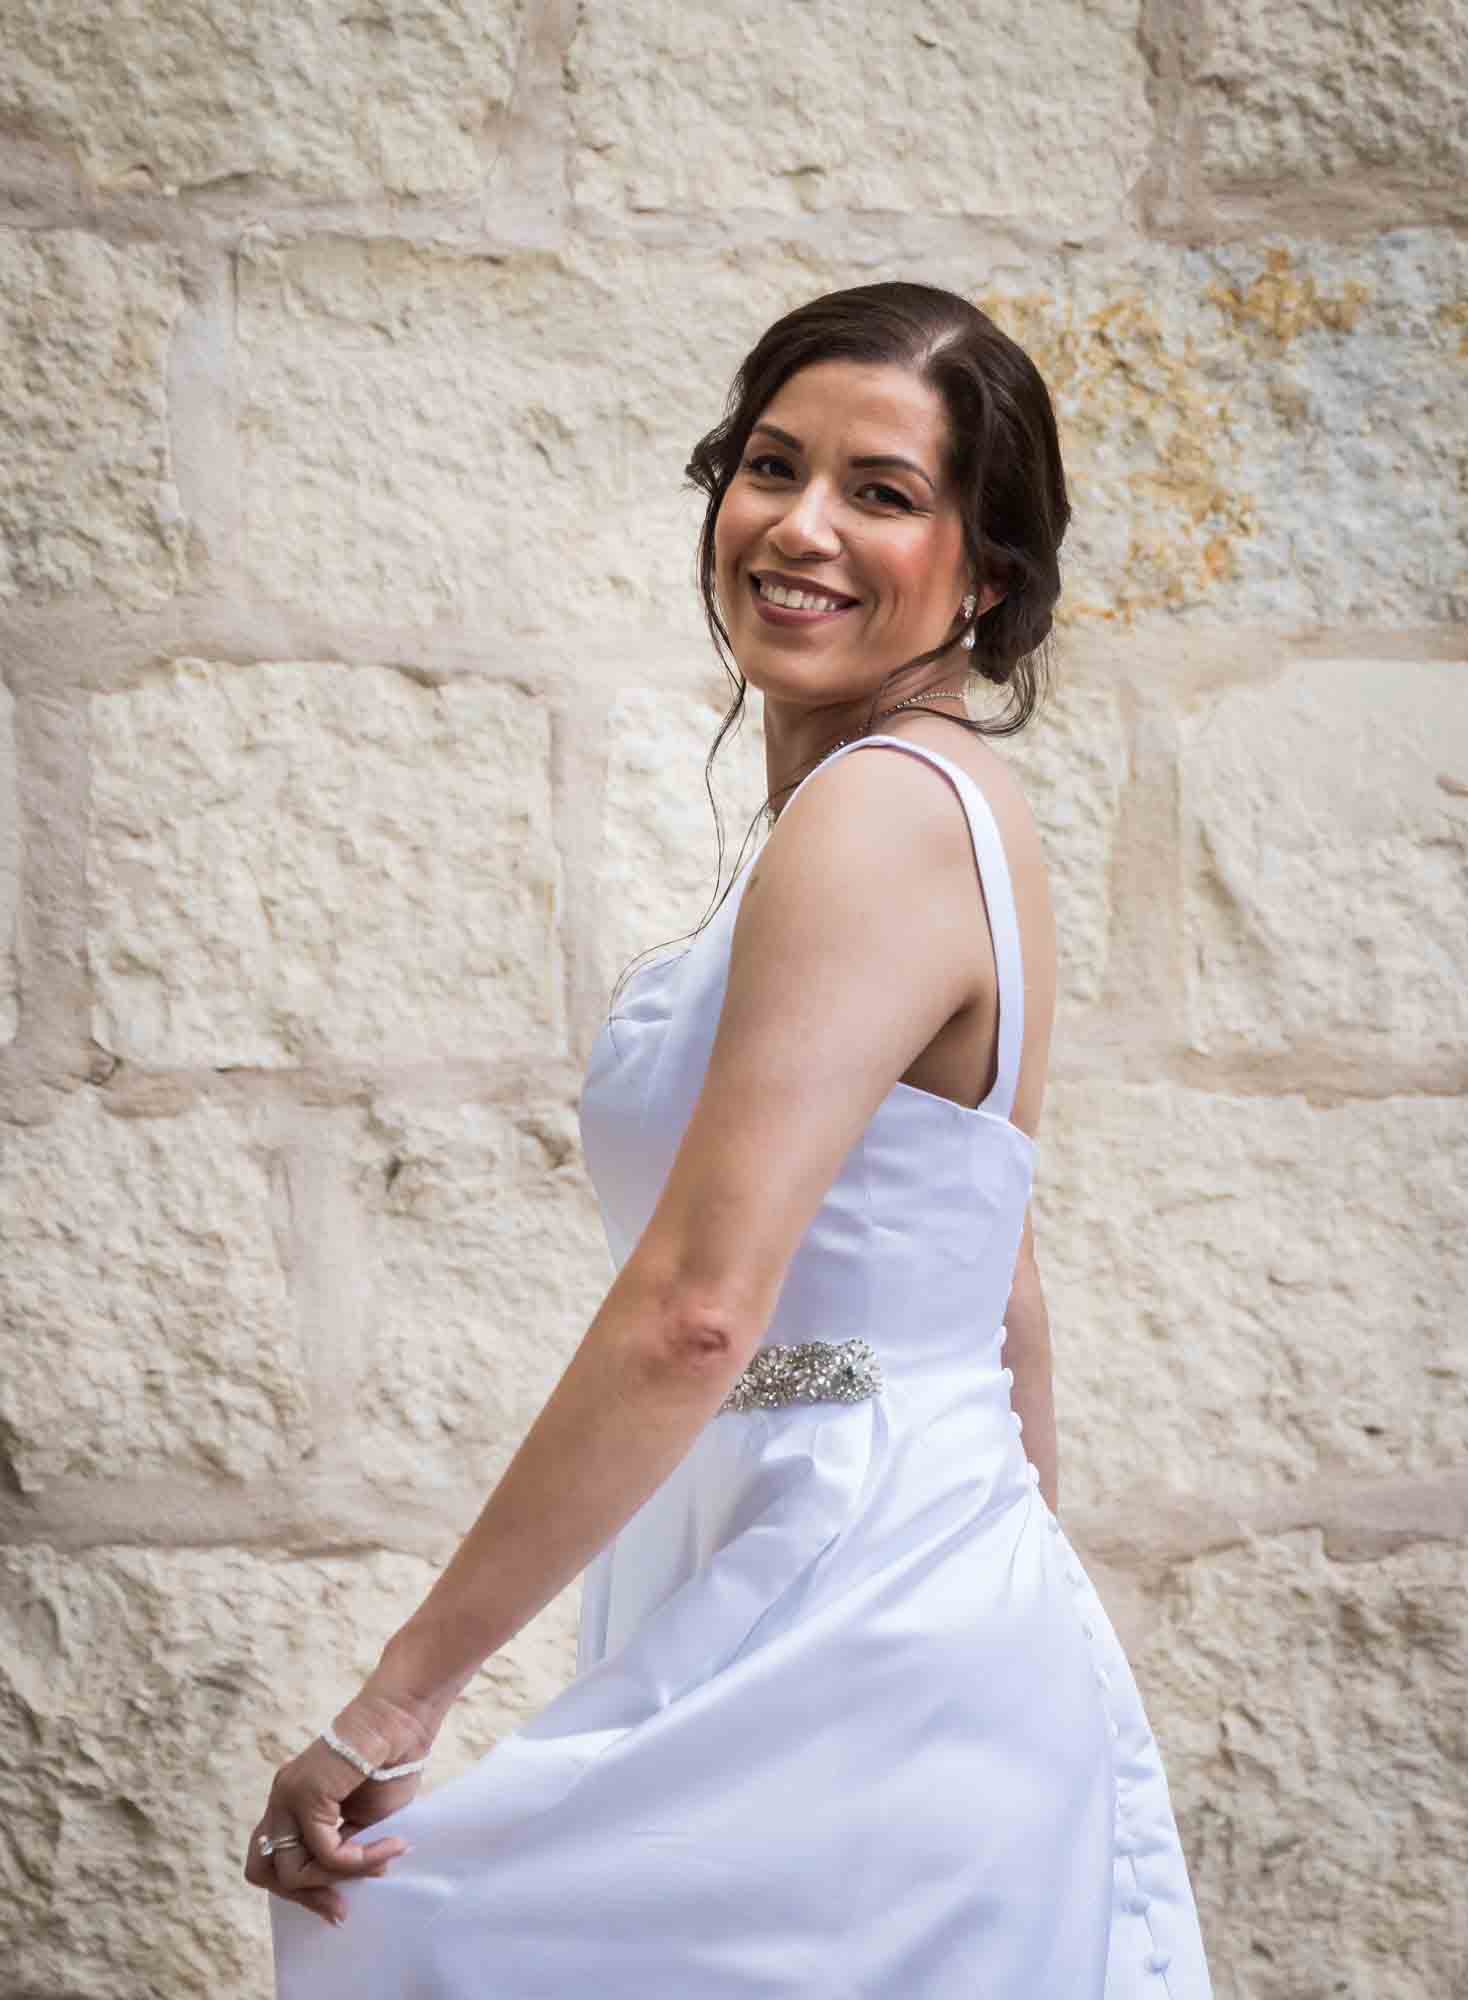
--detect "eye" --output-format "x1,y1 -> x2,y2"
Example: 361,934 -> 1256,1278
743,452 -> 795,479
857,481 -> 917,511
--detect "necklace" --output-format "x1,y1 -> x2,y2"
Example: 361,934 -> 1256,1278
763,686 -> 969,830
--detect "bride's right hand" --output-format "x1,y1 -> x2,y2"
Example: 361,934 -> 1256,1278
243,1690 -> 439,1928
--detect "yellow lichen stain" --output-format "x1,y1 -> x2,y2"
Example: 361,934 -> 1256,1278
1205,246 -> 1370,343
1200,535 -> 1235,587
974,285 -> 1255,624
1436,300 -> 1468,358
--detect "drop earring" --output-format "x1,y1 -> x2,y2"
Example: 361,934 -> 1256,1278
959,594 -> 977,651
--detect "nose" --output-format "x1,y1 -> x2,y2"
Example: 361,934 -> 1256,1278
767,477 -> 842,560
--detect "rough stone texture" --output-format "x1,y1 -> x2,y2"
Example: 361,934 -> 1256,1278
596,687 -> 770,1010
977,228 -> 1468,627
1001,676 -> 1129,1012
0,1541 -> 579,2000
1182,657 -> 1468,1069
1133,1531 -> 1468,1998
0,683 -> 15,1042
0,1091 -> 311,1493
0,229 -> 186,607
0,0 -> 526,199
1037,1082 -> 1468,1518
567,0 -> 1153,236
88,661 -> 560,1067
1185,0 -> 1468,194
351,1092 -> 613,1491
238,228 -> 1468,640
237,238 -> 776,641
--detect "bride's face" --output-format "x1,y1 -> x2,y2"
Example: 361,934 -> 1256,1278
713,360 -> 972,707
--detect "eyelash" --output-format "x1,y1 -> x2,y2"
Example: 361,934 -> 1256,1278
741,454 -> 917,511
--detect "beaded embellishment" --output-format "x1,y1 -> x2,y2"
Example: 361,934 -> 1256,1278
718,1337 -> 884,1415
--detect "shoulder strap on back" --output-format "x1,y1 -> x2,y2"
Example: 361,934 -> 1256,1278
781,735 -> 1025,1121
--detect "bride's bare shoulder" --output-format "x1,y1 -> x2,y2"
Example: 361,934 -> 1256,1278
871,716 -> 1045,860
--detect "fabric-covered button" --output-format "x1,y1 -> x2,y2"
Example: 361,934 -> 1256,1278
1001,1365 -> 1014,1388
1110,1718 -> 1122,1740
1012,1411 -> 1024,1433
1145,1950 -> 1171,1975
1127,1893 -> 1150,1915
1082,1620 -> 1095,1639
1094,1665 -> 1110,1689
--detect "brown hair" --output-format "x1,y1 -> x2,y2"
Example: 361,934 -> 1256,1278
608,280 -> 1070,1014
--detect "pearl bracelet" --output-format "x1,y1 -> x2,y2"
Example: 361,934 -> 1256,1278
319,1721 -> 429,1783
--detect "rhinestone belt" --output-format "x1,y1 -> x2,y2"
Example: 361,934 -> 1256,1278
717,1337 -> 884,1415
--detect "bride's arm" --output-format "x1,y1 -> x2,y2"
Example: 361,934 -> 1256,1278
366,1258 -> 764,1729
364,745 -> 983,1730
1002,1206 -> 1058,1513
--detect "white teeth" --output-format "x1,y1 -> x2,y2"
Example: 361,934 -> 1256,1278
759,580 -> 851,612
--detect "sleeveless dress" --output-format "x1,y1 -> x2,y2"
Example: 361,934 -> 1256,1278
271,734 -> 1213,1998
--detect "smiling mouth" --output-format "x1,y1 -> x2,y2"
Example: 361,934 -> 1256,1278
751,575 -> 860,614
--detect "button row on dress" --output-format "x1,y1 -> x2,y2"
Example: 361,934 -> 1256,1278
1046,1512 -> 1170,1984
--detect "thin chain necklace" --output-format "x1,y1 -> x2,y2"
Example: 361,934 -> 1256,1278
763,686 -> 969,830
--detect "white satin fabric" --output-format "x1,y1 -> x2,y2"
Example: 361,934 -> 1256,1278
272,735 -> 1212,1997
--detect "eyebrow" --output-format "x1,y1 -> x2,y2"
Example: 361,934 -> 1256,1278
749,421 -> 937,496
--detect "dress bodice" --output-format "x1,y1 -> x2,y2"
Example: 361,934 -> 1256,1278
576,735 -> 1036,1387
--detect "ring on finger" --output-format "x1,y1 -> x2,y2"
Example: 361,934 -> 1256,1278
257,1831 -> 307,1859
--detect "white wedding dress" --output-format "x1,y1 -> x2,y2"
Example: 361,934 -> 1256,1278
271,734 -> 1213,1997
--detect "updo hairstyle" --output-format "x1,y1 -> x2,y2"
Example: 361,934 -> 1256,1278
687,279 -> 1071,730
606,281 -> 1070,1016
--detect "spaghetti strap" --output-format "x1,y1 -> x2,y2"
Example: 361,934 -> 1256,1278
779,734 -> 1026,1123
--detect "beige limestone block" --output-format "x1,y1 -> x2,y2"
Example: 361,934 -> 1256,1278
595,687 -> 770,1012
0,683 -> 15,1041
0,229 -> 186,607
1185,0 -> 1468,193
237,236 -> 812,638
0,1541 -> 579,1999
0,1091 -> 310,1492
1035,1082 -> 1468,1517
1182,658 -> 1468,1068
0,0 -> 525,199
1132,1531 -> 1468,1997
352,1093 -> 614,1491
567,0 -> 1152,235
976,228 -> 1468,627
88,660 -> 560,1067
1002,676 -> 1129,1011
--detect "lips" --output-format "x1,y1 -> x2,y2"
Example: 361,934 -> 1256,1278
750,571 -> 861,615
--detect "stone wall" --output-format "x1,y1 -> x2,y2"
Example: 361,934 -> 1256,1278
1,3 -> 1464,1994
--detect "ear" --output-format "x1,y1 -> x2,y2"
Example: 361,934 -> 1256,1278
953,580 -> 1006,628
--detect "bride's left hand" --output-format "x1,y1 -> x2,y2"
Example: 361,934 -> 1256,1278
243,1686 -> 443,1929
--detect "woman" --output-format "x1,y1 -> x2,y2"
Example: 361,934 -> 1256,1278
255,281 -> 1213,1996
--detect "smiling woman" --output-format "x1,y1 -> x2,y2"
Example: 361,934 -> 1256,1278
261,282 -> 1214,1999
690,282 -> 1070,809
714,361 -> 977,781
